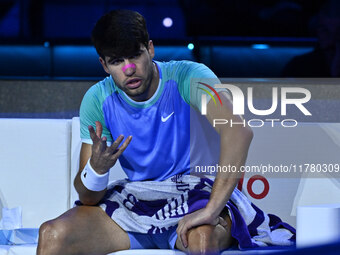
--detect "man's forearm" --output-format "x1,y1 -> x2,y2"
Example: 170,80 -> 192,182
74,171 -> 107,205
205,126 -> 253,217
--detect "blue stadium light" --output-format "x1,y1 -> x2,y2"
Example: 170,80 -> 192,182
187,43 -> 194,50
251,44 -> 269,50
251,44 -> 269,49
162,17 -> 173,28
44,41 -> 50,48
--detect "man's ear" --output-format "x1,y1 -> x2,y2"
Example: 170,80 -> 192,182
99,57 -> 110,74
148,40 -> 155,59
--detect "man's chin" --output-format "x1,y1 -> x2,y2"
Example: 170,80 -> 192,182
124,87 -> 147,100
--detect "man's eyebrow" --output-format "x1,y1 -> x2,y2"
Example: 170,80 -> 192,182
107,49 -> 144,62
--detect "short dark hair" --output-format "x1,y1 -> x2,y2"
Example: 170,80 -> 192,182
92,9 -> 149,59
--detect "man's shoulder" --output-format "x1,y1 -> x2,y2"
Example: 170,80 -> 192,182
157,60 -> 210,81
80,76 -> 117,111
158,60 -> 203,70
85,76 -> 115,98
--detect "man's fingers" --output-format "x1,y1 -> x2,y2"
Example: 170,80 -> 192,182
100,136 -> 108,151
114,136 -> 132,157
106,135 -> 132,159
88,125 -> 98,142
95,121 -> 103,138
180,225 -> 189,248
177,218 -> 189,248
218,216 -> 228,229
107,135 -> 124,154
88,122 -> 103,142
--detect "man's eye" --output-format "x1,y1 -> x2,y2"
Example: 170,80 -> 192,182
110,59 -> 123,65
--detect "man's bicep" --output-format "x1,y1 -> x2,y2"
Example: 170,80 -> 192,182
79,143 -> 92,173
79,86 -> 113,144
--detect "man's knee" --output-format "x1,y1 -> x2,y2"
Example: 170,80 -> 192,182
38,220 -> 68,255
187,225 -> 219,254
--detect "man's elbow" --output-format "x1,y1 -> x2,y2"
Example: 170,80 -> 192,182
74,178 -> 102,206
243,125 -> 254,144
229,125 -> 254,148
78,196 -> 100,206
76,185 -> 102,205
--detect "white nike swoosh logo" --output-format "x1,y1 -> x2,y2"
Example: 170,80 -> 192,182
161,112 -> 174,122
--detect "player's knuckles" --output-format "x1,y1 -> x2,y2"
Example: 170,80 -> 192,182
92,141 -> 101,149
176,224 -> 183,234
178,218 -> 185,225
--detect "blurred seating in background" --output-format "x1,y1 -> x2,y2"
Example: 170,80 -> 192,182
0,44 -> 315,79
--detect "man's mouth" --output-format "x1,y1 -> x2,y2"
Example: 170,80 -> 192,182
126,78 -> 142,89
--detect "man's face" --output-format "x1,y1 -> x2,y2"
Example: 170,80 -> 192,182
100,41 -> 156,101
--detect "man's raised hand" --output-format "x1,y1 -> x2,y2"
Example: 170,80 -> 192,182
88,121 -> 132,174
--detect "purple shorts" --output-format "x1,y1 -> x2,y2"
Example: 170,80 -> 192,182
127,227 -> 178,249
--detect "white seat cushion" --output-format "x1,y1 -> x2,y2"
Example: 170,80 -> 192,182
7,244 -> 36,255
0,118 -> 71,228
0,245 -> 9,255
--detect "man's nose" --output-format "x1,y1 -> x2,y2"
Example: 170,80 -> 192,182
122,61 -> 136,75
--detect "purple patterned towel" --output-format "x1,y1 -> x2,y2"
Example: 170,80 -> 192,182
77,174 -> 295,249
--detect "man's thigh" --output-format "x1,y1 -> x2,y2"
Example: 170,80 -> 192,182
38,205 -> 130,255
